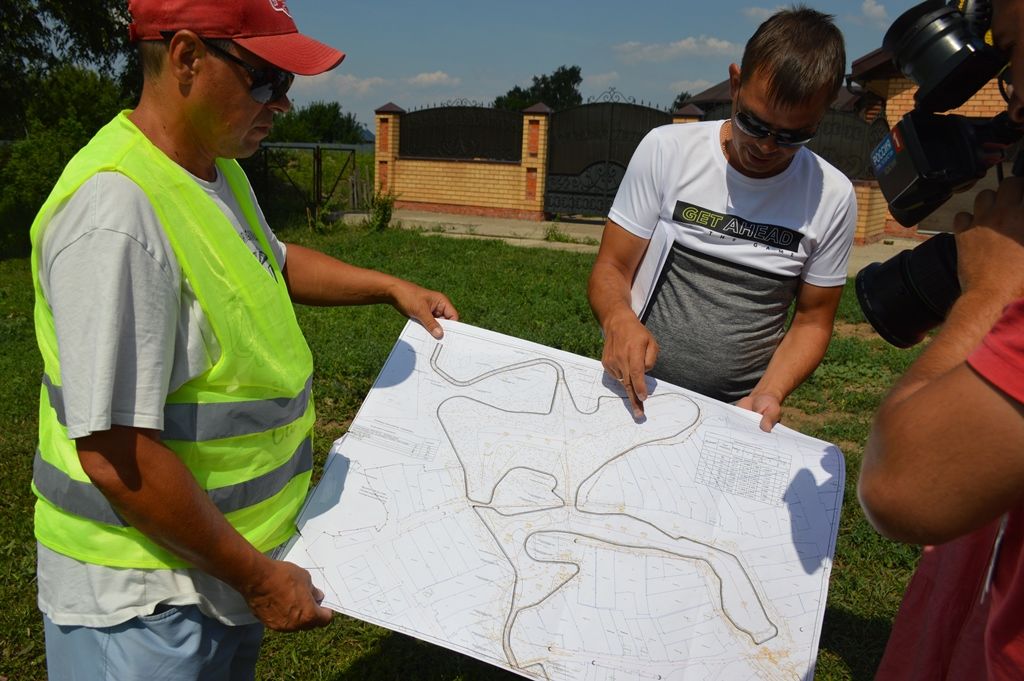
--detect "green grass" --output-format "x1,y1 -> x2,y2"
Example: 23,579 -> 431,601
0,225 -> 921,680
543,223 -> 600,246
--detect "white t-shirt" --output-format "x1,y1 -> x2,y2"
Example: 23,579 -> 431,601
37,169 -> 287,627
611,121 -> 857,317
609,121 -> 857,401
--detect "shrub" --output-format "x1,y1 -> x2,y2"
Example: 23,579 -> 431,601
0,118 -> 92,258
0,65 -> 128,259
367,188 -> 397,231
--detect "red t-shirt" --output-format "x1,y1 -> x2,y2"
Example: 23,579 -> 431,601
874,299 -> 1024,681
970,298 -> 1024,402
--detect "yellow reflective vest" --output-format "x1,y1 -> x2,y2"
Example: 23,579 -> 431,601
30,111 -> 315,568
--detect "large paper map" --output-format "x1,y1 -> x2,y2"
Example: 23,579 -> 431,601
283,320 -> 844,680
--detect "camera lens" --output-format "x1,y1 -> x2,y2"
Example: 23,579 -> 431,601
884,1 -> 1008,113
855,233 -> 960,347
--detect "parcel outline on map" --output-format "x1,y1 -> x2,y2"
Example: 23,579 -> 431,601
283,320 -> 844,680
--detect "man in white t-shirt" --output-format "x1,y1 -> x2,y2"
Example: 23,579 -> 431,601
588,6 -> 856,430
30,1 -> 458,679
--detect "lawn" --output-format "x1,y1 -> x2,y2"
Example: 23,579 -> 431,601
0,223 -> 921,680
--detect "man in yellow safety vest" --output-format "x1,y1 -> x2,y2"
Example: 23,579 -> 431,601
28,1 -> 458,678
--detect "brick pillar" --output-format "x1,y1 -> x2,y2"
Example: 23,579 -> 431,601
525,168 -> 538,201
527,119 -> 540,157
853,180 -> 887,245
374,102 -> 405,193
522,103 -> 552,216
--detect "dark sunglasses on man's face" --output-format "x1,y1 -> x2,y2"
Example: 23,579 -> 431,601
200,38 -> 294,104
733,109 -> 816,148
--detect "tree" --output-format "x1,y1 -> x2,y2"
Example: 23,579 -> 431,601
0,0 -> 132,139
268,101 -> 368,144
672,90 -> 693,112
493,65 -> 583,112
0,65 -> 128,257
26,64 -> 131,135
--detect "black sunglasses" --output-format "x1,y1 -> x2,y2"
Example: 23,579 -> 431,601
733,109 -> 816,148
200,38 -> 294,104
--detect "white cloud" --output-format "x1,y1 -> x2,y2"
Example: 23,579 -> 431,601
405,71 -> 461,87
614,36 -> 739,63
743,6 -> 783,21
295,72 -> 386,97
670,79 -> 714,96
862,0 -> 889,27
584,71 -> 619,89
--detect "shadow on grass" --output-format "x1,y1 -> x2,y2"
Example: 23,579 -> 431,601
544,214 -> 605,227
331,615 -> 891,681
819,605 -> 893,680
330,631 -> 522,681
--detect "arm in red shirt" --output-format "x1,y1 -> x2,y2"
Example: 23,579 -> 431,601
859,179 -> 1024,545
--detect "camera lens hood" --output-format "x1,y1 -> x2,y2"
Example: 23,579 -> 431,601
855,233 -> 960,348
884,0 -> 1007,112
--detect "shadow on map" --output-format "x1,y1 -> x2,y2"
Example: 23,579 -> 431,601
330,631 -> 522,681
785,447 -> 843,574
299,455 -> 348,523
598,371 -> 655,422
817,605 -> 893,680
372,339 -> 417,388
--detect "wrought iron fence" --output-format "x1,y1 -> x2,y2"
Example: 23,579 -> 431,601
399,106 -> 523,162
807,111 -> 890,181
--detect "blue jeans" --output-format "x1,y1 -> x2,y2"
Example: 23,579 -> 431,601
43,605 -> 264,681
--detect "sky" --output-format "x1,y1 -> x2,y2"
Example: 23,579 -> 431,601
284,0 -> 926,130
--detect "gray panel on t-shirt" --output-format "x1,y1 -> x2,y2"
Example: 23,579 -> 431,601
642,243 -> 798,403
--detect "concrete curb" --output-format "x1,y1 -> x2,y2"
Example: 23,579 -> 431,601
341,209 -> 926,274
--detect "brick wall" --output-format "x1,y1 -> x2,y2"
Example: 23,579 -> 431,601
376,76 -> 1004,235
950,80 -> 1007,118
374,107 -> 549,221
392,159 -> 540,219
853,180 -> 888,244
884,76 -> 1006,123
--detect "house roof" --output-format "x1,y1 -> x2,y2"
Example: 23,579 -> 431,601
850,47 -> 900,84
687,78 -> 868,111
688,79 -> 732,105
522,103 -> 553,114
673,103 -> 705,117
374,102 -> 406,114
833,86 -> 860,112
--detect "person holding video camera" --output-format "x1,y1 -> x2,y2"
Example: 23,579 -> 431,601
588,6 -> 855,431
858,1 -> 1024,678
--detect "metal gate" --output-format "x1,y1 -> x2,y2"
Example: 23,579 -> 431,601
245,142 -> 373,221
545,99 -> 671,216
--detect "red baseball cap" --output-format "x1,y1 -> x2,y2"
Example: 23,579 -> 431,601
128,0 -> 345,76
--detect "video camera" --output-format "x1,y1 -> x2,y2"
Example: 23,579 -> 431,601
856,0 -> 1022,347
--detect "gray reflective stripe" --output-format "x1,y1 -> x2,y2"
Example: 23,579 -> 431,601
207,437 -> 313,514
32,438 -> 313,527
42,374 -> 67,426
41,375 -> 312,442
34,448 -> 126,526
162,375 -> 314,441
